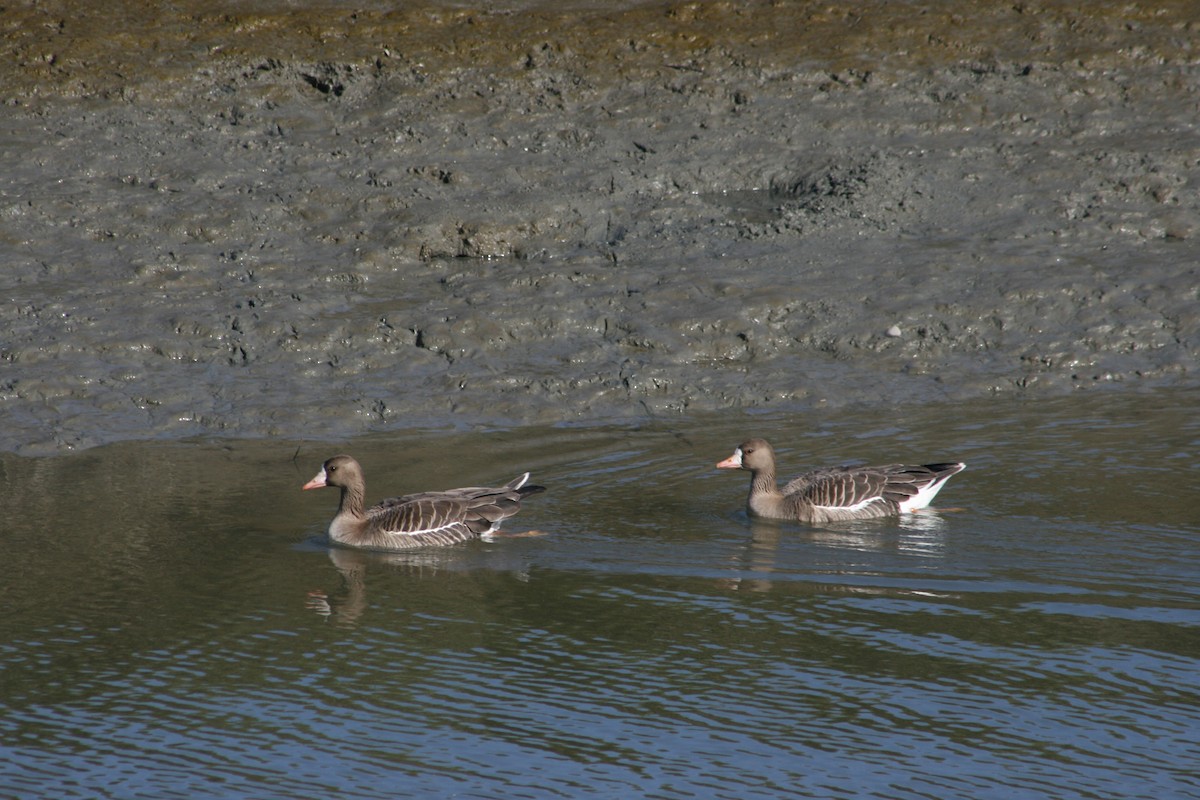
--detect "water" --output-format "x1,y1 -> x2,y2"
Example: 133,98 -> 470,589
1,390 -> 1198,800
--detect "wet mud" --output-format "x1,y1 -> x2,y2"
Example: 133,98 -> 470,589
2,1 -> 1197,454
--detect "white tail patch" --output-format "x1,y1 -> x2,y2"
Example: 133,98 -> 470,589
898,468 -> 963,513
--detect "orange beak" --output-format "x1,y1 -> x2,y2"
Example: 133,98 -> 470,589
715,450 -> 742,469
301,468 -> 327,491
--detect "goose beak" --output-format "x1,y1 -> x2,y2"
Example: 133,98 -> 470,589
715,449 -> 743,469
302,468 -> 328,490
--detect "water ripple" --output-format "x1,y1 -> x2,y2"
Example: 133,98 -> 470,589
2,394 -> 1199,799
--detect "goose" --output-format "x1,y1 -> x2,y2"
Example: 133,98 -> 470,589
302,454 -> 544,550
717,438 -> 964,522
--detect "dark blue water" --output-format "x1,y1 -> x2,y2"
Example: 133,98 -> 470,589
1,390 -> 1197,799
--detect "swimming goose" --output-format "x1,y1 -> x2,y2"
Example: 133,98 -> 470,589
717,438 -> 964,522
302,454 -> 544,550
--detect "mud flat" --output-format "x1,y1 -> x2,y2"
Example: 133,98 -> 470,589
1,1 -> 1196,454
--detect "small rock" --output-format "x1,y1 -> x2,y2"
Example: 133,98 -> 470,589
885,325 -> 902,338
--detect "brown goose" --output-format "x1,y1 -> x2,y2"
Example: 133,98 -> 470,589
717,438 -> 964,523
302,455 -> 544,551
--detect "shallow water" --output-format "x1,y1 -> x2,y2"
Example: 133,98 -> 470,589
1,389 -> 1197,799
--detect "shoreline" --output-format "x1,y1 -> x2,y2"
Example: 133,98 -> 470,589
2,0 -> 1196,454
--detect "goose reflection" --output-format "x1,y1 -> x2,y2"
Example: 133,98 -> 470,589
305,541 -> 537,627
722,512 -> 951,594
751,514 -> 950,556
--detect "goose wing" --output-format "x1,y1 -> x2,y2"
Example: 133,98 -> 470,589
786,463 -> 964,516
785,467 -> 893,514
366,495 -> 491,536
367,475 -> 544,536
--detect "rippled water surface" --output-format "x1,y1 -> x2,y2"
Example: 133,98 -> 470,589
2,390 -> 1198,799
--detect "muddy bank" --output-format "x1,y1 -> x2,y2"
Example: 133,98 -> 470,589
1,1 -> 1197,454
